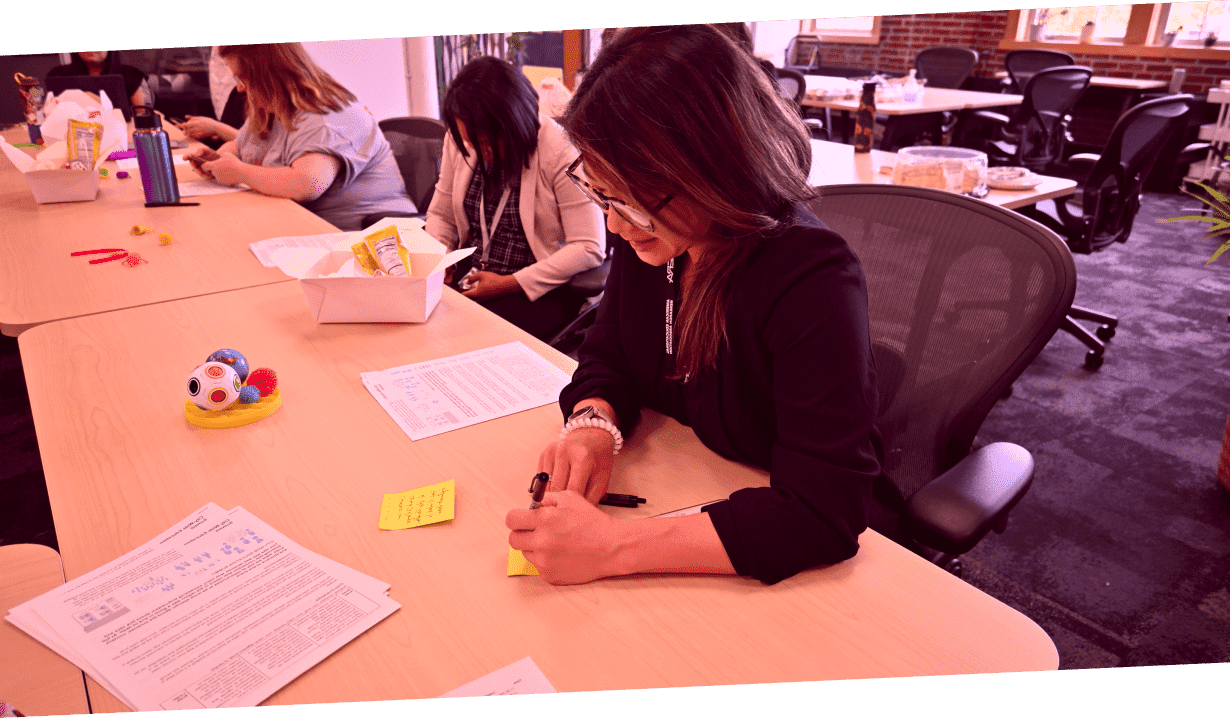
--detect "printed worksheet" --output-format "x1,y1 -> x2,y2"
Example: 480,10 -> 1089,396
248,232 -> 357,267
177,180 -> 251,197
440,656 -> 556,697
360,342 -> 573,441
6,504 -> 398,712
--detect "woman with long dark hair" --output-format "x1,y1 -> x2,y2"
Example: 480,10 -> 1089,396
426,56 -> 605,341
506,25 -> 894,586
185,43 -> 414,231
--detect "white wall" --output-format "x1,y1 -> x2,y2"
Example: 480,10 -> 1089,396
302,38 -> 410,121
753,19 -> 803,67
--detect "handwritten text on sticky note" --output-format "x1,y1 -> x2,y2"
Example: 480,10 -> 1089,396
379,480 -> 455,530
507,548 -> 539,576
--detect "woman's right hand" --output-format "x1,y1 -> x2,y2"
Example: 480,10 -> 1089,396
538,428 -> 615,505
179,116 -> 230,141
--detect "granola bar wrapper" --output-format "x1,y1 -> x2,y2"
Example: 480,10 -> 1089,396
352,225 -> 411,277
65,118 -> 104,171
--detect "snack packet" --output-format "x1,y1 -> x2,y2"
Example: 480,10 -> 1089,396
65,118 -> 104,171
352,225 -> 411,277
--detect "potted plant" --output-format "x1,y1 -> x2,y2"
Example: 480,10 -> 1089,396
1205,32 -> 1220,47
1162,182 -> 1230,493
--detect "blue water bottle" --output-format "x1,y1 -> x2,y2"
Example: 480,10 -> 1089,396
132,105 -> 181,206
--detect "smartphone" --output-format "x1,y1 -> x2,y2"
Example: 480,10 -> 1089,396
186,149 -> 221,169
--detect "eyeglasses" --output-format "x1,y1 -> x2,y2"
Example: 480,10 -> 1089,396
566,156 -> 674,234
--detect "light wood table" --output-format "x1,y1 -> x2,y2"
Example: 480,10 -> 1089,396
0,544 -> 90,716
18,281 -> 1058,712
803,77 -> 1024,148
809,139 -> 1078,210
0,125 -> 336,336
994,70 -> 1167,91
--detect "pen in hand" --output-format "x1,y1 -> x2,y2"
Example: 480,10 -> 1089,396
528,472 -> 549,509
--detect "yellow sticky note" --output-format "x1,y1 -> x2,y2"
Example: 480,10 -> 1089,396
379,480 -> 455,530
507,547 -> 539,576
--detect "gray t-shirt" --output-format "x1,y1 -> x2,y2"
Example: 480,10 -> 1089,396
235,102 -> 415,230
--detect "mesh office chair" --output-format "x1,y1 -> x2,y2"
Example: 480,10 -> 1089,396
912,46 -> 979,145
915,46 -> 979,89
361,116 -> 447,228
1018,95 -> 1193,369
810,184 -> 1077,575
976,65 -> 1093,173
783,35 -> 822,73
771,66 -> 826,140
1002,49 -> 1075,94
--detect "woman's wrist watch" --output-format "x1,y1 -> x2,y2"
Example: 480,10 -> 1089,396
560,405 -> 624,455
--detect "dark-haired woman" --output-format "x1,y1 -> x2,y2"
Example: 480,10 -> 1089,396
186,43 -> 414,231
47,51 -> 151,108
506,25 -> 895,586
426,56 -> 605,341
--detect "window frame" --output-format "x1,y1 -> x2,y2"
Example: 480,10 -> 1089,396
1000,4 -> 1230,57
798,16 -> 882,46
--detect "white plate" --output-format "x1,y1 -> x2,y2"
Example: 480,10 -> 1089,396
986,167 -> 1044,190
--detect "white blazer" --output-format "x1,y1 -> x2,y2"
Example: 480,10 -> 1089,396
424,115 -> 606,301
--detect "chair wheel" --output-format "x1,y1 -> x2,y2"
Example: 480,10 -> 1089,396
1095,325 -> 1116,341
1084,351 -> 1104,370
943,557 -> 963,577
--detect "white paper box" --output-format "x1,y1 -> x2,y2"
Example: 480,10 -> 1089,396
0,92 -> 125,204
24,167 -> 102,203
270,218 -> 475,324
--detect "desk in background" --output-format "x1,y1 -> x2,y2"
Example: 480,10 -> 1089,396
803,77 -> 1023,149
0,544 -> 89,716
808,139 -> 1078,210
0,125 -> 336,336
19,280 -> 1058,712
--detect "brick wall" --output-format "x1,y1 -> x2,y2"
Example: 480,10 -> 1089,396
811,11 -> 1230,95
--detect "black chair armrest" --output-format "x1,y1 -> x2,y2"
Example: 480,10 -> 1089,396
1064,153 -> 1100,179
362,211 -> 425,229
971,109 -> 1011,127
903,442 -> 1034,556
1178,142 -> 1212,167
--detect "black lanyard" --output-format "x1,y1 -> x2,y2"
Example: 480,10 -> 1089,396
665,257 -> 678,357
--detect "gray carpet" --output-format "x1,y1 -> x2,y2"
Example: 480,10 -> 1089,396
1,191 -> 1228,671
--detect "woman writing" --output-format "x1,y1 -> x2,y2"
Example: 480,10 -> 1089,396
426,57 -> 606,341
506,25 -> 896,586
186,43 -> 415,231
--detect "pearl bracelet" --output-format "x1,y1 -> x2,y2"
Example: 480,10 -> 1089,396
560,415 -> 624,455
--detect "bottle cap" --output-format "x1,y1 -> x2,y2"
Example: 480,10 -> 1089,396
132,105 -> 163,130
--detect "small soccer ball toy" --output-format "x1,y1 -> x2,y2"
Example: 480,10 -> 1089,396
205,348 -> 249,382
187,362 -> 243,411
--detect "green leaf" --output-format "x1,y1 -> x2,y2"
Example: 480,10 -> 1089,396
1210,240 -> 1230,264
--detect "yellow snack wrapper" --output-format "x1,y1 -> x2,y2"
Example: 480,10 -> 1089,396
350,240 -> 384,276
353,225 -> 412,277
65,118 -> 104,171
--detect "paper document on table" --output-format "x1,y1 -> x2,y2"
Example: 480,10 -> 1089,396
249,232 -> 358,267
178,180 -> 251,197
361,341 -> 572,441
116,156 -> 189,170
507,548 -> 539,576
379,479 -> 455,530
5,503 -> 399,712
440,656 -> 556,697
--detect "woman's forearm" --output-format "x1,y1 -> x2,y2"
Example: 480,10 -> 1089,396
610,513 -> 736,576
233,162 -> 331,202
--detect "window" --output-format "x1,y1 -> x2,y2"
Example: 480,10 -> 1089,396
800,16 -> 881,45
1008,3 -> 1230,50
1161,1 -> 1230,44
1026,5 -> 1136,42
